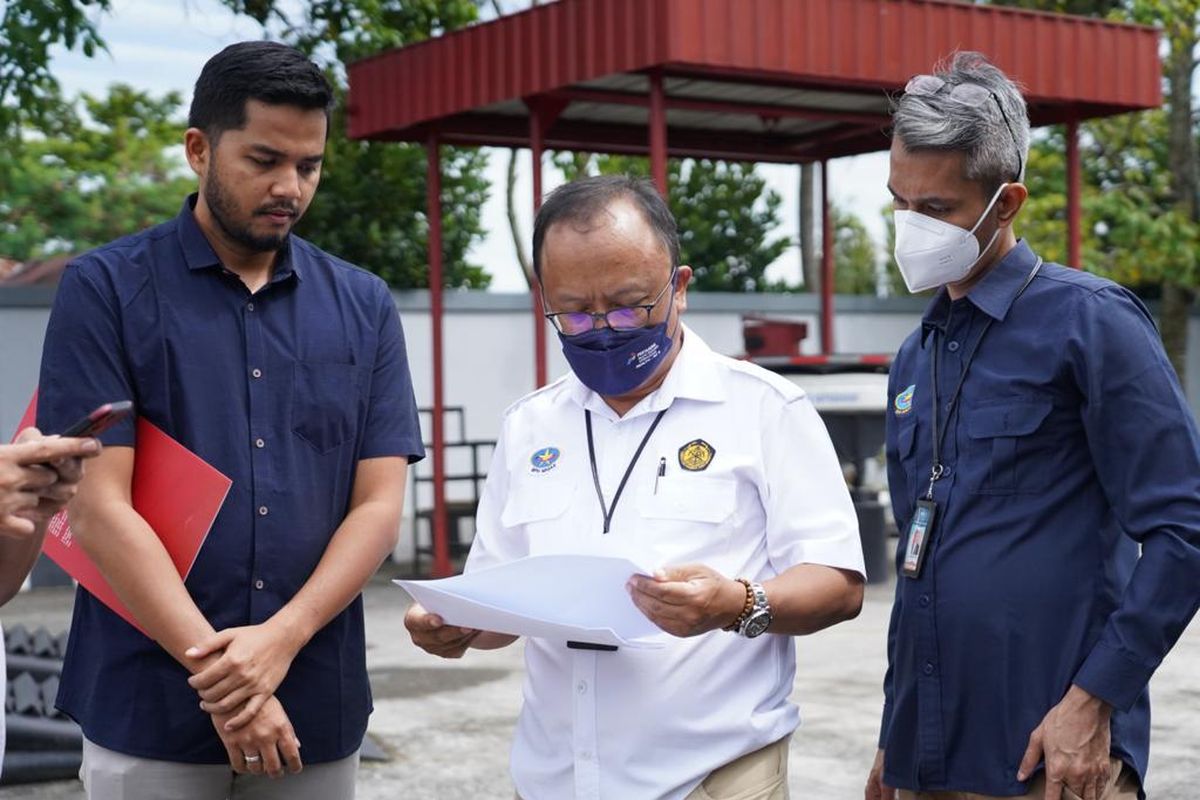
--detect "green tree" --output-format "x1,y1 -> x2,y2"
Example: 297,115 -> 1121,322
290,99 -> 491,289
832,206 -> 893,295
0,84 -> 192,260
553,153 -> 793,292
1019,112 -> 1197,286
1,0 -> 493,287
985,1 -> 1200,382
0,0 -> 111,144
216,0 -> 492,288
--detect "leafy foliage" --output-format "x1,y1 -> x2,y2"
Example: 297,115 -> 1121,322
983,0 -> 1199,378
1018,115 -> 1199,292
0,84 -> 192,260
215,0 -> 492,288
552,153 -> 796,292
2,0 -> 493,288
0,0 -> 111,144
833,206 -> 899,295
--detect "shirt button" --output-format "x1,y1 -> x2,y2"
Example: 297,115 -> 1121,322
919,594 -> 931,607
923,662 -> 936,676
247,302 -> 256,312
255,438 -> 266,449
947,340 -> 960,352
576,680 -> 588,695
254,579 -> 265,590
251,368 -> 263,379
258,505 -> 269,516
579,751 -> 592,761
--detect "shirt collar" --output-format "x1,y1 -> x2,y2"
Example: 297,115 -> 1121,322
566,323 -> 727,420
964,239 -> 1038,321
920,239 -> 1038,344
176,193 -> 300,282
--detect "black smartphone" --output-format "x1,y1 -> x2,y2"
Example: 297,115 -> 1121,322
60,401 -> 135,438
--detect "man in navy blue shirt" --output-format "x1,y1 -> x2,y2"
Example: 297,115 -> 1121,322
866,52 -> 1200,800
37,42 -> 424,799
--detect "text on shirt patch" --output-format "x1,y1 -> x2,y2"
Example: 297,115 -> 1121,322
894,384 -> 915,416
530,446 -> 561,473
678,439 -> 715,471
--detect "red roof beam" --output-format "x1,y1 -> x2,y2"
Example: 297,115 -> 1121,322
422,114 -> 828,164
546,87 -> 891,127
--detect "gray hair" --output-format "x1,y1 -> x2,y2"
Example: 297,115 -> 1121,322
532,175 -> 680,279
892,51 -> 1030,191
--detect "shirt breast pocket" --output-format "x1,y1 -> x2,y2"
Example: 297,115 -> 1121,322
895,417 -> 919,497
636,476 -> 738,565
967,399 -> 1054,495
291,361 -> 365,453
500,477 -> 576,547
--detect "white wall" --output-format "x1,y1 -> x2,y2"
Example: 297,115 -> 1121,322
0,303 -> 51,439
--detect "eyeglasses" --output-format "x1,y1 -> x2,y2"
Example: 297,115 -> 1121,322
904,74 -> 1024,181
544,269 -> 678,336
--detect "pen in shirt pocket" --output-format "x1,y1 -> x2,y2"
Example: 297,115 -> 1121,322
654,457 -> 666,494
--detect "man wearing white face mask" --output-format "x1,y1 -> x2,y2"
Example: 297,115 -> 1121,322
866,52 -> 1200,800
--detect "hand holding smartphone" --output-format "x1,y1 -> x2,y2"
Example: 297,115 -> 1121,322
59,401 -> 135,438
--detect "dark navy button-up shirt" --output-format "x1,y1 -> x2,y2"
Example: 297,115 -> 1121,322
38,196 -> 424,764
881,241 -> 1200,797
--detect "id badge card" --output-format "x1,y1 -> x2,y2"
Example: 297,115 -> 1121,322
902,499 -> 938,578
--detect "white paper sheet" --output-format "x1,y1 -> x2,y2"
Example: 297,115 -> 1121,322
394,554 -> 667,649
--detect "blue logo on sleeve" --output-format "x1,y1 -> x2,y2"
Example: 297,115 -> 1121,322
895,384 -> 915,415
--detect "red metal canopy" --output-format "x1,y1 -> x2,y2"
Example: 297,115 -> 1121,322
348,0 -> 1160,162
346,0 -> 1162,576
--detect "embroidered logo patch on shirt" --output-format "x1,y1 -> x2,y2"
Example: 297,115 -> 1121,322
678,439 -> 715,471
895,384 -> 916,416
530,447 -> 560,473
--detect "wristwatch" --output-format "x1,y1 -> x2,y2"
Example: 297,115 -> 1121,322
729,580 -> 773,638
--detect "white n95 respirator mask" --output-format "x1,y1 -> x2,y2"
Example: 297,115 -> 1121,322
893,183 -> 1008,293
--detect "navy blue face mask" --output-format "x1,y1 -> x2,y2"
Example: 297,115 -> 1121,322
558,305 -> 678,397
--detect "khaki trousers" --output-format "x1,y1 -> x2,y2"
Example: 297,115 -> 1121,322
81,738 -> 359,800
897,758 -> 1138,800
514,736 -> 790,800
683,735 -> 791,800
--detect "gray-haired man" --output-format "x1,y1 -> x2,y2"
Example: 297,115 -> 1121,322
866,52 -> 1200,800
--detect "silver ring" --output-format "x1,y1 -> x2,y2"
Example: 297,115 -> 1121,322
243,753 -> 262,764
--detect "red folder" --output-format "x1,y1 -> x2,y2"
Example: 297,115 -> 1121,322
13,394 -> 231,633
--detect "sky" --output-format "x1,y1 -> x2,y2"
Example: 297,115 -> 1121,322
46,0 -> 894,293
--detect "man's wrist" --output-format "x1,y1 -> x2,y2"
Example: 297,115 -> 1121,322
1067,683 -> 1112,717
720,578 -> 752,631
270,604 -> 316,654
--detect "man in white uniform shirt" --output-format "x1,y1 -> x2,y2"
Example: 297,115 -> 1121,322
405,175 -> 866,800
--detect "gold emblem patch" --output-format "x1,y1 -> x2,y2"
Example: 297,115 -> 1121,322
678,439 -> 715,471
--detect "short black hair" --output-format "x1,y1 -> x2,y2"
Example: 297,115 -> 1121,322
188,41 -> 334,141
532,175 -> 680,279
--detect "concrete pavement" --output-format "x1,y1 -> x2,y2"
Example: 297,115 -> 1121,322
4,572 -> 1197,799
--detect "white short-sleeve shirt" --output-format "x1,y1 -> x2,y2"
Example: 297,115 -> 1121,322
466,326 -> 865,800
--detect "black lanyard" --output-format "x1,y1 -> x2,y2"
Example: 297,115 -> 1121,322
585,408 -> 667,534
925,258 -> 1042,500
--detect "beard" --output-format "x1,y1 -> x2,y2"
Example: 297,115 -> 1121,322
204,169 -> 299,253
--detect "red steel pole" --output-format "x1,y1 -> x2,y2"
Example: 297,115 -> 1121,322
426,132 -> 451,578
820,159 -> 835,355
1066,119 -> 1081,269
649,70 -> 668,196
530,105 -> 548,388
